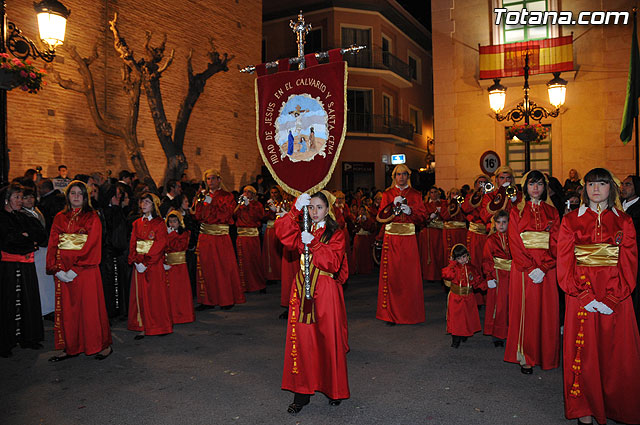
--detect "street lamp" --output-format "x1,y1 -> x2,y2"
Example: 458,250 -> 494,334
487,52 -> 567,172
0,0 -> 70,184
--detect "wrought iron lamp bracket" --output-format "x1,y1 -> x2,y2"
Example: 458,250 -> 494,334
6,21 -> 55,63
495,99 -> 559,123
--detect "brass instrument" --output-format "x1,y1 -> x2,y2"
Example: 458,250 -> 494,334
392,197 -> 407,216
483,182 -> 495,194
454,195 -> 464,204
487,185 -> 519,213
195,190 -> 207,203
506,185 -> 517,198
377,197 -> 406,224
237,194 -> 245,204
372,239 -> 383,266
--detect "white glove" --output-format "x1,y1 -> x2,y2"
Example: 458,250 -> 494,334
204,195 -> 212,203
65,269 -> 78,281
487,279 -> 497,289
135,263 -> 147,273
276,211 -> 286,218
242,196 -> 250,206
429,212 -> 437,219
510,196 -> 517,202
295,193 -> 311,210
528,268 -> 545,284
436,207 -> 441,212
268,200 -> 277,212
393,196 -> 404,205
163,264 -> 172,271
301,231 -> 314,245
502,182 -> 511,188
584,300 -> 599,313
55,270 -> 72,283
594,301 -> 613,315
400,204 -> 412,215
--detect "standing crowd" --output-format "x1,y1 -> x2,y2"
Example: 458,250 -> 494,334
1,163 -> 639,424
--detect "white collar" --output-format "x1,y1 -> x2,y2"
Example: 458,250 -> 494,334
579,204 -> 619,217
313,220 -> 326,229
143,213 -> 153,221
167,226 -> 175,234
167,193 -> 175,200
395,184 -> 409,191
623,197 -> 639,211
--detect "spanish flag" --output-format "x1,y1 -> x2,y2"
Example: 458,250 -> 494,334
479,36 -> 573,80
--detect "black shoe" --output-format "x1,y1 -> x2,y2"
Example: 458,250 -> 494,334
134,334 -> 145,340
385,321 -> 396,327
94,347 -> 113,360
195,304 -> 214,311
461,336 -> 468,343
287,393 -> 311,415
279,310 -> 288,320
220,305 -> 233,310
493,340 -> 505,347
48,353 -> 78,362
520,366 -> 533,374
451,336 -> 461,348
329,399 -> 341,406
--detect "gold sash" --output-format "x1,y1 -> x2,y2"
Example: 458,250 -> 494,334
237,227 -> 259,237
444,221 -> 466,230
493,257 -> 512,271
520,231 -> 550,249
58,233 -> 88,250
385,222 -> 415,236
266,220 -> 275,228
165,251 -> 187,265
356,229 -> 371,236
200,223 -> 229,235
299,258 -> 332,277
468,222 -> 487,235
136,239 -> 154,254
427,220 -> 444,229
450,283 -> 472,296
575,243 -> 619,267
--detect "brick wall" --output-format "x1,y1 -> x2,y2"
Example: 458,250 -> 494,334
5,0 -> 262,190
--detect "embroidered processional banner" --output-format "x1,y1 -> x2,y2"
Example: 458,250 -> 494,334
255,50 -> 347,195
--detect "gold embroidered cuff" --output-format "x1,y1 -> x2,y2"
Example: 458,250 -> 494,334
58,233 -> 88,250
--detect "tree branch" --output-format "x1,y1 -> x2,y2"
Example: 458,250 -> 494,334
109,12 -> 141,73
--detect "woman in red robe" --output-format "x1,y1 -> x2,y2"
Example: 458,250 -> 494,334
352,205 -> 375,274
233,185 -> 266,293
421,188 -> 445,281
505,170 -> 560,374
46,181 -> 112,361
275,190 -> 349,414
482,210 -> 511,345
128,193 -> 172,339
557,168 -> 640,425
164,211 -> 195,324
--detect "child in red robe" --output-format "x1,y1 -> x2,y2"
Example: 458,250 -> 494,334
164,211 -> 194,324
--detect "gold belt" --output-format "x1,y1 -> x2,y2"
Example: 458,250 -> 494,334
299,258 -> 332,277
266,220 -> 275,228
468,222 -> 487,235
166,251 -> 187,265
200,223 -> 229,235
427,220 -> 444,229
58,233 -> 88,250
444,221 -> 466,230
493,257 -> 512,271
356,229 -> 371,236
450,283 -> 472,296
575,243 -> 619,267
237,227 -> 259,237
520,231 -> 550,249
136,239 -> 154,254
385,222 -> 415,236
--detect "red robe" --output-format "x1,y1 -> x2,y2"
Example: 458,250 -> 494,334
377,186 -> 427,324
505,201 -> 560,369
352,214 -> 375,274
335,205 -> 355,276
480,187 -> 524,225
463,192 -> 488,306
234,200 -> 266,292
275,206 -> 350,400
46,209 -> 111,355
420,200 -> 445,281
557,207 -> 640,424
281,246 -> 299,308
165,229 -> 195,324
128,216 -> 172,335
442,260 -> 485,336
440,200 -> 468,260
263,208 -> 283,280
482,231 -> 511,340
195,189 -> 246,306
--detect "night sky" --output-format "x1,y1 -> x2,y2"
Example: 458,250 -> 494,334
396,0 -> 431,31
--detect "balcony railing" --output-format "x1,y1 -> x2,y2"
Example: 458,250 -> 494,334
336,45 -> 413,82
347,112 -> 414,141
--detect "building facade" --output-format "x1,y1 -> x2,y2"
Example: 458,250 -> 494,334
263,0 -> 434,192
432,0 -> 636,191
5,0 -> 262,188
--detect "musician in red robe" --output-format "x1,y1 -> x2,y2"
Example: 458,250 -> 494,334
420,187 -> 445,281
462,175 -> 490,306
557,168 -> 640,425
352,205 -> 375,274
164,211 -> 195,324
194,169 -> 246,309
482,209 -> 511,345
47,181 -> 112,361
505,170 -> 560,374
128,193 -> 172,339
376,164 -> 427,325
480,165 -> 523,225
234,185 -> 266,293
440,188 -> 468,261
263,186 -> 284,281
275,191 -> 349,414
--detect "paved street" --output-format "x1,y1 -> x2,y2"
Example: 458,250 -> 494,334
1,274 -> 573,425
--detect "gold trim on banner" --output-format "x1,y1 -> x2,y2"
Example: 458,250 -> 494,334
493,257 -> 512,271
574,243 -> 619,267
200,223 -> 230,235
520,231 -> 550,249
166,251 -> 187,265
58,233 -> 88,250
384,222 -> 415,236
237,227 -> 259,237
254,61 -> 349,196
136,239 -> 154,254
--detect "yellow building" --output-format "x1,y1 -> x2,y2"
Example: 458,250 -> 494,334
432,0 -> 637,190
263,0 -> 434,191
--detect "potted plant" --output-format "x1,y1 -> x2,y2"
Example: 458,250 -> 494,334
0,53 -> 46,93
506,123 -> 549,143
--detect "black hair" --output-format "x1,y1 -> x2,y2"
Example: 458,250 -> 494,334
523,170 -> 548,201
581,168 -> 619,208
63,181 -> 94,214
451,244 -> 470,260
493,209 -> 509,221
58,165 -> 67,171
23,187 -> 36,198
139,192 -> 159,219
40,179 -> 54,193
298,192 -> 339,243
166,213 -> 185,234
165,179 -> 179,193
2,183 -> 24,207
119,170 -> 133,180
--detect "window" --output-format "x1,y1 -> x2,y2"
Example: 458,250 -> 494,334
382,94 -> 392,126
381,34 -> 391,67
502,0 -> 549,43
407,51 -> 422,84
505,124 -> 552,178
409,107 -> 422,134
306,28 -> 323,54
261,38 -> 267,64
341,27 -> 371,68
347,89 -> 373,132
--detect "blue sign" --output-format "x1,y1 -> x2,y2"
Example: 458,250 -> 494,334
391,154 -> 406,165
